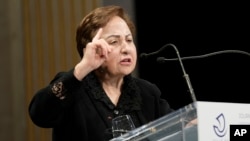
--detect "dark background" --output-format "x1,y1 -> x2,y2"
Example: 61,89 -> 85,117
134,2 -> 250,110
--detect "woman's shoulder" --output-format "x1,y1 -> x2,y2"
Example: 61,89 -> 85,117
133,77 -> 157,87
132,77 -> 161,96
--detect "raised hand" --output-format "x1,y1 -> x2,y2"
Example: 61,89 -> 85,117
74,28 -> 112,80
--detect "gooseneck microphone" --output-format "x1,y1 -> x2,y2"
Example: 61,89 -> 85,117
140,43 -> 197,102
140,43 -> 250,103
166,44 -> 197,102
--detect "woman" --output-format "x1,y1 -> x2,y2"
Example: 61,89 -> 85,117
29,5 -> 173,141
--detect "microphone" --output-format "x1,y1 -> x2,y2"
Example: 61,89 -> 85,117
157,57 -> 167,64
155,46 -> 250,103
165,44 -> 197,102
143,43 -> 197,102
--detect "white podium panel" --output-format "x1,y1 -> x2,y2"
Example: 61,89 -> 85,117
110,101 -> 250,141
197,101 -> 250,141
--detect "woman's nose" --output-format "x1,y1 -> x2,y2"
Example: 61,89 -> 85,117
120,42 -> 130,53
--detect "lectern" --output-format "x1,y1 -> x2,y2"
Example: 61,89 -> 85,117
110,101 -> 250,141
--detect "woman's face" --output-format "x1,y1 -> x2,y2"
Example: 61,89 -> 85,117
99,16 -> 137,76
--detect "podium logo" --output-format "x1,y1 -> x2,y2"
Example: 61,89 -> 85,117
230,125 -> 250,141
213,113 -> 227,137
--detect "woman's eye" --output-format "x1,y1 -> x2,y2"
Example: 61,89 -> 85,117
109,40 -> 118,45
127,39 -> 133,42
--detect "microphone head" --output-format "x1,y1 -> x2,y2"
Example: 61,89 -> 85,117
139,53 -> 149,60
157,57 -> 166,64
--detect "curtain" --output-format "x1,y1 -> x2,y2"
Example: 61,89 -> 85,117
23,0 -> 101,140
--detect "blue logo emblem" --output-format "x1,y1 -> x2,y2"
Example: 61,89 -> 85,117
213,113 -> 227,137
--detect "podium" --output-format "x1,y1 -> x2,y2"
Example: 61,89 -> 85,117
110,101 -> 250,141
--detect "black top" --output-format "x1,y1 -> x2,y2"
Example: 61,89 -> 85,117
29,69 -> 173,141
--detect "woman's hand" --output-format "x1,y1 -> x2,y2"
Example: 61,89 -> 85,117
74,28 -> 112,80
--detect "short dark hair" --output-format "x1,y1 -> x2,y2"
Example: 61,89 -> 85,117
76,5 -> 136,58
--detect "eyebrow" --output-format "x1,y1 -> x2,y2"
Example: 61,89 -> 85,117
104,34 -> 132,40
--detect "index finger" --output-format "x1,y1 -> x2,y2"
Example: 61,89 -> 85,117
92,28 -> 103,42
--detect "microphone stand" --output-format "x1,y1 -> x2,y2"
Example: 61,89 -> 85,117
165,44 -> 197,102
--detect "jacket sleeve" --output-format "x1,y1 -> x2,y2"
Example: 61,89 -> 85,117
159,98 -> 174,116
148,82 -> 174,116
28,69 -> 81,128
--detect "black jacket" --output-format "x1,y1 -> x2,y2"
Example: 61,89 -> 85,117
29,69 -> 173,141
